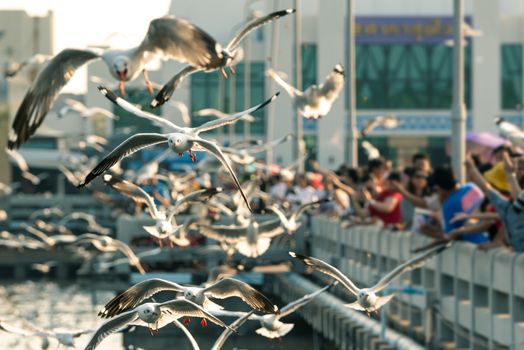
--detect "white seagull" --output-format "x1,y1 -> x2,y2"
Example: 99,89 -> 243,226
253,281 -> 335,338
210,311 -> 255,350
150,9 -> 295,107
266,64 -> 345,119
267,198 -> 326,234
58,212 -> 111,235
0,319 -> 91,348
4,53 -> 52,78
58,98 -> 117,120
8,15 -> 230,149
360,114 -> 400,136
78,86 -> 278,212
495,117 -> 524,149
195,107 -> 255,123
199,218 -> 285,258
85,299 -> 230,350
289,242 -> 450,314
98,277 -> 279,319
6,149 -> 45,185
361,140 -> 381,160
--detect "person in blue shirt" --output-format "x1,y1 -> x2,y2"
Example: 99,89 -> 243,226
417,166 -> 489,244
465,153 -> 524,251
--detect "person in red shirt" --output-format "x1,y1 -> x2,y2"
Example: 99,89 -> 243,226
351,171 -> 404,228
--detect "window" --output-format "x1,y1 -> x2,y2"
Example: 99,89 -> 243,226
112,88 -> 162,133
501,44 -> 522,110
356,44 -> 472,109
190,62 -> 266,136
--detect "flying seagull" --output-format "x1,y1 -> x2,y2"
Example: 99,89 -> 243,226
85,299 -> 230,350
7,15 -> 227,149
103,174 -> 180,240
266,64 -> 344,119
58,98 -> 117,120
210,311 -> 255,350
267,198 -> 326,234
58,212 -> 111,235
195,107 -> 255,123
4,53 -> 52,78
98,277 -> 279,319
6,149 -> 45,185
289,242 -> 450,314
78,86 -> 278,212
150,9 -> 295,107
0,319 -> 91,348
360,114 -> 400,136
199,219 -> 285,258
361,140 -> 380,160
495,117 -> 524,149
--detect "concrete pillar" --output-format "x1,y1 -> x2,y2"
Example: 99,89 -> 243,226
472,0 -> 500,132
317,0 -> 345,169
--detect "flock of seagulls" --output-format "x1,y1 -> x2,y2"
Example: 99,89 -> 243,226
0,6 -> 464,350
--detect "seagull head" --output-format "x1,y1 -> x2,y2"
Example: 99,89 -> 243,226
333,63 -> 345,77
138,303 -> 160,322
168,134 -> 191,153
156,219 -> 173,234
112,56 -> 130,81
494,117 -> 505,125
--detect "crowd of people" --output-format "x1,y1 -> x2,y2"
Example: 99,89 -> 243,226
264,146 -> 524,253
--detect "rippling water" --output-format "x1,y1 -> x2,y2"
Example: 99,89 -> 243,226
0,281 -> 122,350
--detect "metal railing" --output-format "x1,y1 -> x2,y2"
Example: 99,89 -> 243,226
308,215 -> 524,350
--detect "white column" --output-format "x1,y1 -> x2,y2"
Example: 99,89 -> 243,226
451,0 -> 466,184
472,0 -> 500,132
265,0 -> 295,167
317,0 -> 345,169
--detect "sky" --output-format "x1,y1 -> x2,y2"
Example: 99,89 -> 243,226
0,0 -> 171,92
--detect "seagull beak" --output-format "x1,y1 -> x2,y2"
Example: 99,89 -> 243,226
119,80 -> 125,97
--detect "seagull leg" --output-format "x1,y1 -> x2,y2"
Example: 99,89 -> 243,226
229,65 -> 236,76
200,318 -> 207,327
220,68 -> 228,79
143,69 -> 155,96
119,80 -> 125,97
148,325 -> 153,336
155,320 -> 159,335
189,150 -> 197,162
183,317 -> 191,325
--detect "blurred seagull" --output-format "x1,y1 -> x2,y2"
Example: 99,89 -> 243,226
361,140 -> 381,160
199,219 -> 285,258
58,98 -> 117,120
443,22 -> 483,47
4,54 -> 52,78
169,101 -> 192,126
267,198 -> 326,234
195,107 -> 255,123
70,233 -> 147,274
0,319 -> 91,348
289,242 -> 450,314
85,299 -> 230,350
211,311 -> 255,350
103,174 -> 180,242
78,87 -> 278,212
360,114 -> 400,136
150,9 -> 295,107
6,149 -> 46,185
266,64 -> 344,119
8,15 -> 233,149
495,117 -> 524,149
58,212 -> 111,235
98,277 -> 279,319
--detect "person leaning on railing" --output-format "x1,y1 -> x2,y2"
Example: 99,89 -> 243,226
391,165 -> 488,244
464,152 -> 524,252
